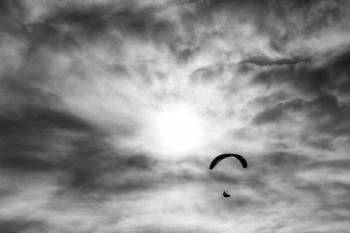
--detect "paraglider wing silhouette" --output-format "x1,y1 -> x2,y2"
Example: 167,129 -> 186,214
209,153 -> 247,169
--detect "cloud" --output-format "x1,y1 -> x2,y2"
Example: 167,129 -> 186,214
252,48 -> 350,151
1,0 -> 350,233
0,218 -> 48,233
240,56 -> 310,67
0,104 -> 156,194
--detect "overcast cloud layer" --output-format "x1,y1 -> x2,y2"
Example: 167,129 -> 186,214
1,0 -> 350,232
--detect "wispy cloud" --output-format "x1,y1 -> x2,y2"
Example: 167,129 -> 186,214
1,0 -> 350,232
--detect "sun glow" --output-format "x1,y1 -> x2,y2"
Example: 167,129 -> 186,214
148,102 -> 206,157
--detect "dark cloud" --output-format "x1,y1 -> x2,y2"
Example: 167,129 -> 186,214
304,159 -> 350,169
0,106 -> 93,171
188,0 -> 349,54
0,218 -> 47,233
253,47 -> 350,95
252,94 -> 350,148
240,56 -> 309,67
251,48 -> 350,148
24,2 -> 176,57
262,151 -> 310,168
252,107 -> 284,124
294,159 -> 350,221
0,78 -> 59,110
252,98 -> 304,124
250,91 -> 290,106
262,0 -> 345,53
303,93 -> 350,139
299,134 -> 334,150
0,102 -> 156,199
60,151 -> 156,196
0,0 -> 26,33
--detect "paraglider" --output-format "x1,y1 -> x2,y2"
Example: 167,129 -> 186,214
223,190 -> 230,198
209,153 -> 248,198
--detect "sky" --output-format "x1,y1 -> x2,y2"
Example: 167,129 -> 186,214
1,0 -> 350,232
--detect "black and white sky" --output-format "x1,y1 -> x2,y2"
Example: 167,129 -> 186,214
1,0 -> 350,232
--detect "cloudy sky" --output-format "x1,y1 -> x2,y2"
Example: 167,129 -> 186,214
1,0 -> 350,232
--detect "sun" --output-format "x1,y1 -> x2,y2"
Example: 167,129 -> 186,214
148,102 -> 206,157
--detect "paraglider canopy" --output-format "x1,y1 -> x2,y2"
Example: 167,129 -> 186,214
209,153 -> 248,170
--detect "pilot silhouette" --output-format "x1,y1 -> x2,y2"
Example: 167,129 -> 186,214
223,190 -> 230,198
